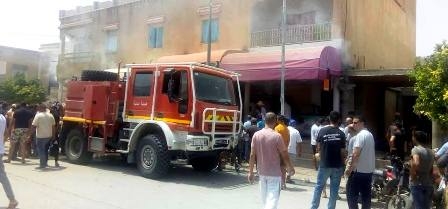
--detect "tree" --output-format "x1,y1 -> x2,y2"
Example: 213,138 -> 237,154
0,73 -> 47,104
410,41 -> 448,126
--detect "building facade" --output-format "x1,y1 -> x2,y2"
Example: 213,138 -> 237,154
58,0 -> 417,141
39,43 -> 61,101
0,46 -> 49,90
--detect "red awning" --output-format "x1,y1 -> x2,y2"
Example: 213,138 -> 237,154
220,46 -> 342,81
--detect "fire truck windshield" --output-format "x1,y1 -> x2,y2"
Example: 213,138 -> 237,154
193,72 -> 235,105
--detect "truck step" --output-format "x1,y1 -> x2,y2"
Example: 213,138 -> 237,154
119,139 -> 130,143
116,150 -> 129,154
123,128 -> 134,131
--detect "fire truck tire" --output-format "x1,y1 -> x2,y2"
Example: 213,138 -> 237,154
136,135 -> 169,179
65,129 -> 93,164
190,157 -> 218,172
81,70 -> 117,81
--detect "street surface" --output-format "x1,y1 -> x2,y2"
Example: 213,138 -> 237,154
0,153 -> 386,209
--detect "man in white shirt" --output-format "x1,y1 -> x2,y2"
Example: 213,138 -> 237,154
310,118 -> 322,170
0,107 -> 18,209
287,119 -> 302,183
344,115 -> 375,209
30,103 -> 55,169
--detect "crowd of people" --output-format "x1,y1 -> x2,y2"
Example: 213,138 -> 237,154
0,101 -> 64,209
243,100 -> 438,209
0,98 -> 442,209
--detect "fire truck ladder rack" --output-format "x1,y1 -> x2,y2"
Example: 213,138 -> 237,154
126,62 -> 240,78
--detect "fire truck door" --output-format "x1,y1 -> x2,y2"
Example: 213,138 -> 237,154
156,69 -> 191,125
126,71 -> 154,118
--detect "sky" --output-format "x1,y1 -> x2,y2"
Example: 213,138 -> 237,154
0,0 -> 446,57
0,0 -> 93,50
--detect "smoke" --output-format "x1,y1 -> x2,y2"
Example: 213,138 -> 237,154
251,0 -> 332,32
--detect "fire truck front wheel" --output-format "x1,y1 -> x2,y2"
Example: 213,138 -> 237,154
65,129 -> 93,164
136,135 -> 169,179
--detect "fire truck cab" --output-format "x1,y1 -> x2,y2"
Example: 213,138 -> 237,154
61,63 -> 242,179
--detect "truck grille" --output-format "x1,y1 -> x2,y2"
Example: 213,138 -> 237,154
206,124 -> 233,132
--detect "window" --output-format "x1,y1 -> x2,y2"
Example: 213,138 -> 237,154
201,19 -> 219,43
193,72 -> 235,105
162,70 -> 188,100
148,26 -> 164,48
133,72 -> 153,96
106,30 -> 118,52
11,64 -> 27,77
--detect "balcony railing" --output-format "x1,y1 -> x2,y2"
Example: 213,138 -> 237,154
60,52 -> 96,63
250,22 -> 332,48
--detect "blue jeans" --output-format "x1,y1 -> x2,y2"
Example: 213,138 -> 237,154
346,172 -> 373,209
36,138 -> 51,168
310,166 -> 344,209
410,185 -> 433,209
243,139 -> 251,161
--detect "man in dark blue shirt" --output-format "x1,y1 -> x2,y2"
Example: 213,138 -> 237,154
310,111 -> 346,209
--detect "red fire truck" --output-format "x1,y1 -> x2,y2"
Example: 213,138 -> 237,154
60,63 -> 242,178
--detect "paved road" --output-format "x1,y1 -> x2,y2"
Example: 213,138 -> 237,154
0,153 -> 387,209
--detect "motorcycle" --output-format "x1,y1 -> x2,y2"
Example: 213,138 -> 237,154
372,156 -> 402,202
386,160 -> 412,209
386,158 -> 446,209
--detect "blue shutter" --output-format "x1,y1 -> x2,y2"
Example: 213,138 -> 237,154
106,31 -> 118,52
156,27 -> 163,48
211,19 -> 219,42
201,20 -> 208,43
149,27 -> 156,48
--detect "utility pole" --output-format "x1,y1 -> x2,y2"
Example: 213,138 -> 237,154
280,0 -> 286,115
206,0 -> 212,65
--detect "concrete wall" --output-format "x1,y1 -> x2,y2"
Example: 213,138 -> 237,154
0,46 -> 49,89
59,0 -> 251,79
333,0 -> 416,69
59,0 -> 416,76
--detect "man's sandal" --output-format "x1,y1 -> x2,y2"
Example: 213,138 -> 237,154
7,200 -> 18,209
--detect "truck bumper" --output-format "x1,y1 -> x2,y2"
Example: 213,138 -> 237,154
185,135 -> 234,151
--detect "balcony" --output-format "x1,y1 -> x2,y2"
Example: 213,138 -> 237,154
58,52 -> 101,79
250,22 -> 332,48
60,52 -> 97,64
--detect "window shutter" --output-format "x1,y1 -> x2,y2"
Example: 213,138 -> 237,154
201,20 -> 209,43
211,19 -> 219,41
156,27 -> 164,48
149,27 -> 156,48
